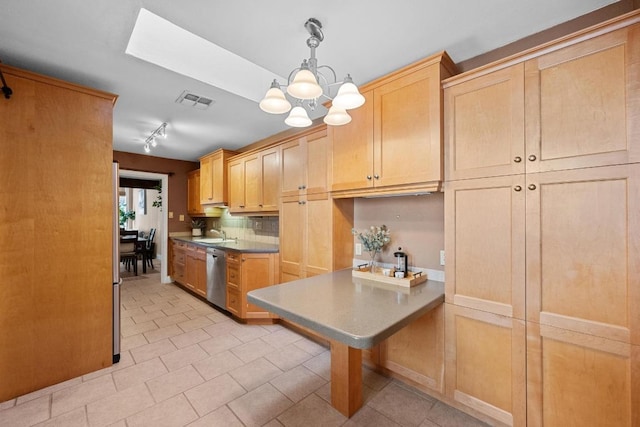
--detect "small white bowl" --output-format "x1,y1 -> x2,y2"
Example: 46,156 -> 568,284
394,271 -> 405,279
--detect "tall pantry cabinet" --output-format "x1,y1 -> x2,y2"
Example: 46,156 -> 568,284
444,11 -> 640,426
0,64 -> 117,402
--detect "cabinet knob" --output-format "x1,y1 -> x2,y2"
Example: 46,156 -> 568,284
366,175 -> 372,180
259,204 -> 263,207
528,154 -> 537,162
514,185 -> 522,192
374,174 -> 380,180
528,184 -> 537,191
514,156 -> 522,163
302,185 -> 306,189
239,205 -> 245,208
298,185 -> 303,190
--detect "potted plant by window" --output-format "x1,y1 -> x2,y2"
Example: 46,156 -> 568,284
119,205 -> 136,228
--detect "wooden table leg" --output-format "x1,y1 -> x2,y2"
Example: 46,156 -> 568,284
330,340 -> 362,417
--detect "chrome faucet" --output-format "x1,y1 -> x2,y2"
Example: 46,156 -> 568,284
210,228 -> 227,240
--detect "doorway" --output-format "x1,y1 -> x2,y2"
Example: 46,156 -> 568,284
119,169 -> 170,283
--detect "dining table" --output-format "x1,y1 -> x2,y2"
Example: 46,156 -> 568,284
247,268 -> 444,417
119,234 -> 149,273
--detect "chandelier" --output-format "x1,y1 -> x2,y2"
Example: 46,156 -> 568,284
143,122 -> 167,153
259,18 -> 365,127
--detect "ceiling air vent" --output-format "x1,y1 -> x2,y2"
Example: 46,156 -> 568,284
175,90 -> 215,110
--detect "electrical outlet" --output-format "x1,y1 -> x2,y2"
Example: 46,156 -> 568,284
440,250 -> 445,266
255,220 -> 262,230
168,211 -> 174,219
355,243 -> 362,256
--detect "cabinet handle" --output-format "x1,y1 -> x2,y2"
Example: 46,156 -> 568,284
259,204 -> 263,207
528,184 -> 537,191
374,174 -> 380,180
514,185 -> 522,192
366,175 -> 372,180
514,156 -> 522,163
239,205 -> 245,208
528,154 -> 537,162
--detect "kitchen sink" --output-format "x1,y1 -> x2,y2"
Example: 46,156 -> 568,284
193,237 -> 237,244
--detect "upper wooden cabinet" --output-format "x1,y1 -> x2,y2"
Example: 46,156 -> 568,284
199,149 -> 237,205
280,126 -> 330,197
332,52 -> 457,197
228,146 -> 279,214
445,19 -> 640,181
187,169 -> 204,216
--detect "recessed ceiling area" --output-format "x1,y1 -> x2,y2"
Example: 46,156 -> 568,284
0,0 -> 621,161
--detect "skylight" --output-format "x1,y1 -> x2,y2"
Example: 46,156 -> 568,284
125,8 -> 286,103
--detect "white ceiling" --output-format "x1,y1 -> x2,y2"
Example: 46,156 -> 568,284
0,0 -> 617,161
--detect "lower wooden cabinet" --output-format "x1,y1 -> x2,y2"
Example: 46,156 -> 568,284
170,239 -> 206,297
444,303 -> 527,426
527,322 -> 639,426
226,251 -> 279,321
185,245 -> 207,297
375,305 -> 445,393
170,240 -> 187,285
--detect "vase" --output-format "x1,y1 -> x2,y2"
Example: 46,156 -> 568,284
368,251 -> 378,273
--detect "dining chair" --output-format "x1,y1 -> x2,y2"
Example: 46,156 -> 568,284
144,228 -> 156,270
119,233 -> 138,275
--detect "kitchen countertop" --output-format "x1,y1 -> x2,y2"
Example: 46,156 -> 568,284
247,268 -> 444,349
170,236 -> 279,253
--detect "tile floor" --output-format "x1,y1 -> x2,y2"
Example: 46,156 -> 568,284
0,269 -> 490,427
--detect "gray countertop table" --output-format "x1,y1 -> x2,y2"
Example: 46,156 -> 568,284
248,268 -> 444,417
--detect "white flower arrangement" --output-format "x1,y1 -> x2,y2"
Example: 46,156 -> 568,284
352,225 -> 391,254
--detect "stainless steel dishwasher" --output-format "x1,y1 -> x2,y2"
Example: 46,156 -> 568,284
206,247 -> 226,310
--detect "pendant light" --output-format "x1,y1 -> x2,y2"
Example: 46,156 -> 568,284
259,18 -> 365,127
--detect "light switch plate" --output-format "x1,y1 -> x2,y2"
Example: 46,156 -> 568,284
355,243 -> 362,256
440,250 -> 445,266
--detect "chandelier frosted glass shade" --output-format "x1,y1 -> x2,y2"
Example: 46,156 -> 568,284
259,83 -> 292,114
284,106 -> 312,127
332,77 -> 365,110
323,106 -> 352,126
287,69 -> 323,100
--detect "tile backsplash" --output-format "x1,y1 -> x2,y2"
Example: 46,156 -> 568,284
205,210 -> 279,245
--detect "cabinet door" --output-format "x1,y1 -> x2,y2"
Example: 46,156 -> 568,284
200,156 -> 213,203
243,154 -> 260,211
525,25 -> 640,173
331,90 -> 374,192
444,64 -> 525,181
187,170 -> 202,215
306,128 -> 330,194
527,322 -> 639,426
374,64 -> 444,187
211,152 -> 226,204
185,246 -> 197,291
445,303 -> 526,426
525,164 -> 640,345
379,305 -> 444,393
228,158 -> 245,210
281,138 -> 304,197
279,196 -> 303,282
242,253 -> 277,318
304,193 -> 331,277
260,147 -> 279,211
194,248 -> 207,297
444,175 -> 526,320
